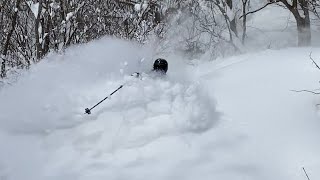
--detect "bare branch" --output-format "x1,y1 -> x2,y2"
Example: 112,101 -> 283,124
291,90 -> 320,95
239,1 -> 279,19
309,52 -> 320,70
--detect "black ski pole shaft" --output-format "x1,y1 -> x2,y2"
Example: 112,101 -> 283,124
85,85 -> 123,114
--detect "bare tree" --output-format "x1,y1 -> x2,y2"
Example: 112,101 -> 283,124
280,0 -> 311,46
308,0 -> 320,22
242,0 -> 311,46
1,0 -> 21,78
226,0 -> 239,37
241,0 -> 250,44
34,0 -> 43,60
0,0 -> 256,78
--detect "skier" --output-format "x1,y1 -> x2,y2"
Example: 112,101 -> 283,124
85,58 -> 168,114
153,58 -> 168,74
132,58 -> 168,78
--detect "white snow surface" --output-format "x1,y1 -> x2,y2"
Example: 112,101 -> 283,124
1,37 -> 320,180
0,37 -> 219,180
29,2 -> 39,17
134,4 -> 141,12
66,12 -> 74,22
2,5 -> 320,179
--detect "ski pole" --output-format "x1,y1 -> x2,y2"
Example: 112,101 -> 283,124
85,85 -> 123,114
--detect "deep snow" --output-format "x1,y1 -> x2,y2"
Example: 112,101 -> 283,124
0,37 -> 220,180
196,48 -> 320,180
1,37 -> 320,180
1,4 -> 320,180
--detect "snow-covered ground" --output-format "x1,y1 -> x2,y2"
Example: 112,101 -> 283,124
196,48 -> 320,180
0,37 -> 220,180
1,5 -> 320,180
1,37 -> 320,180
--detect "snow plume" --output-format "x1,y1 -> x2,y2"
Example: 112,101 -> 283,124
0,37 -> 219,180
0,37 -> 148,133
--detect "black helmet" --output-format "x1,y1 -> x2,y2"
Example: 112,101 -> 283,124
153,58 -> 168,73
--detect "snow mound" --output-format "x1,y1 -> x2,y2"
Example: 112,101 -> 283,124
84,75 -> 218,147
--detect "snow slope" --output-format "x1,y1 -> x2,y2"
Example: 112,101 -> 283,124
196,48 -> 320,180
1,36 -> 320,180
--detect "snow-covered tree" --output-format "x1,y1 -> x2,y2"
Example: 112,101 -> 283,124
246,0 -> 312,46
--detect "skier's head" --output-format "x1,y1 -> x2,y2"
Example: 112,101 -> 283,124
153,58 -> 168,74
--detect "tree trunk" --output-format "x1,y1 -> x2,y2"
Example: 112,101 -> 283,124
296,18 -> 311,46
280,0 -> 311,46
230,19 -> 238,37
35,0 -> 43,60
226,0 -> 238,37
43,0 -> 51,55
0,57 -> 5,78
241,0 -> 249,44
1,0 -> 20,78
